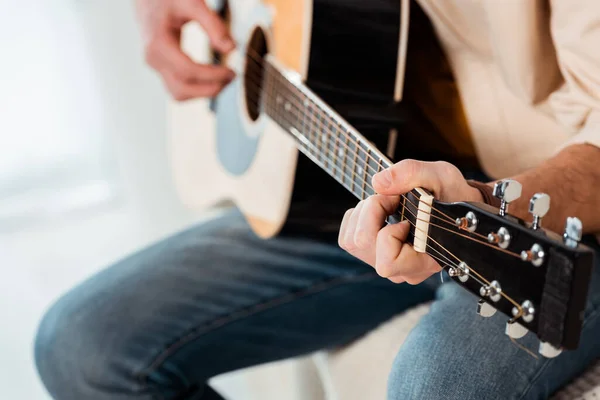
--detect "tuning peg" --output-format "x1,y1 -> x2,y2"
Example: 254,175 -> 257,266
506,321 -> 528,339
448,261 -> 470,282
493,179 -> 522,216
512,300 -> 535,323
539,342 -> 562,358
529,193 -> 550,230
477,299 -> 497,317
480,280 -> 502,302
563,217 -> 583,248
520,243 -> 545,267
487,227 -> 511,249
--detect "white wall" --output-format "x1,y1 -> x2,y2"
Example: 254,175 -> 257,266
0,1 -> 212,398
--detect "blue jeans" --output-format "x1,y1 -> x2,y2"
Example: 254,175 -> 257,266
34,208 -> 600,399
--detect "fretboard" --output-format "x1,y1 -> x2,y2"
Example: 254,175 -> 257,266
262,59 -> 393,201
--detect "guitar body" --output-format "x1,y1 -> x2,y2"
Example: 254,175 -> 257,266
168,0 -> 405,237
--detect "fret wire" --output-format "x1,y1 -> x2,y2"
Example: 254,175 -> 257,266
343,131 -> 349,188
264,83 -> 376,197
331,122 -> 339,179
256,69 -> 369,191
265,65 -> 386,174
361,148 -> 370,200
261,65 -> 396,194
269,101 -> 371,196
265,87 -> 415,215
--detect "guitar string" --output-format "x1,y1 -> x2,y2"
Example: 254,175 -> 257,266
243,58 -> 489,233
244,57 -> 484,236
244,70 -> 521,258
259,79 -> 525,312
401,206 -> 522,309
243,69 -> 524,259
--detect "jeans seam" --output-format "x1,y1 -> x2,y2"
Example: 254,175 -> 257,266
516,302 -> 600,400
135,271 -> 379,387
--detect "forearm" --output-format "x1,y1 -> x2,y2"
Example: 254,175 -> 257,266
488,143 -> 600,235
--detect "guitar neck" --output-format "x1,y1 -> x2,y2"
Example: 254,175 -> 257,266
262,58 -> 393,201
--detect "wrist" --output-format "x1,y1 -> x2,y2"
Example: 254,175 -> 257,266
466,180 -> 500,207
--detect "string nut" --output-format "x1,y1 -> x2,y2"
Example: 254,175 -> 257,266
487,227 -> 511,249
480,280 -> 502,302
477,299 -> 497,318
520,244 -> 545,267
455,211 -> 478,233
448,261 -> 470,283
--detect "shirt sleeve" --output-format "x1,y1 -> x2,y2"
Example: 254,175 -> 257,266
549,0 -> 600,151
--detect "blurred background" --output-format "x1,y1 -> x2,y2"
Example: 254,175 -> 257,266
0,1 -> 305,398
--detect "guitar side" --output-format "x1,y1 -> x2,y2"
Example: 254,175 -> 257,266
167,0 -> 313,238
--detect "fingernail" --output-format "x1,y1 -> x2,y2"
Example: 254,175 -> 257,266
374,169 -> 392,189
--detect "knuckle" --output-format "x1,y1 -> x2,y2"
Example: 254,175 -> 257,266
177,64 -> 196,80
389,275 -> 405,284
436,161 -> 458,177
144,37 -> 162,64
343,238 -> 357,252
375,262 -> 393,278
404,277 -> 423,285
400,159 -> 421,177
354,229 -> 370,250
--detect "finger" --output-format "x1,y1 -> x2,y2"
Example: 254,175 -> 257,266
374,220 -> 411,278
184,0 -> 235,53
338,208 -> 354,249
342,200 -> 364,252
354,195 -> 400,251
372,159 -> 445,197
159,33 -> 235,83
161,70 -> 226,100
388,268 -> 436,285
394,244 -> 441,282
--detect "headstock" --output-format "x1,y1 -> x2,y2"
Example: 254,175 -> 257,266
396,181 -> 595,358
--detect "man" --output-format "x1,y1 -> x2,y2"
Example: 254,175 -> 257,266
34,0 -> 600,399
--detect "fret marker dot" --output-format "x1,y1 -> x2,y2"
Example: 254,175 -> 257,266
357,167 -> 363,175
285,102 -> 291,111
338,149 -> 344,157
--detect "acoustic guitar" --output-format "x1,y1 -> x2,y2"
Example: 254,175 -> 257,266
167,0 -> 595,359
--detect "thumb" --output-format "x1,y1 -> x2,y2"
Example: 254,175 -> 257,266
187,0 -> 235,53
372,159 -> 443,197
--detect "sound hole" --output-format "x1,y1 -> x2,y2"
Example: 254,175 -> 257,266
244,27 -> 268,122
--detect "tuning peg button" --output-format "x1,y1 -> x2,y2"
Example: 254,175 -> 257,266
529,193 -> 550,230
480,280 -> 502,302
563,217 -> 583,248
506,321 -> 528,339
477,299 -> 497,317
539,342 -> 562,358
493,179 -> 522,216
